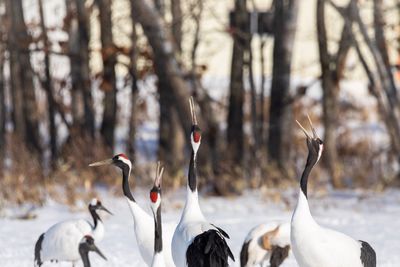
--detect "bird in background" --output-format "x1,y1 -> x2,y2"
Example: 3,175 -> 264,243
34,198 -> 112,267
89,153 -> 176,267
291,116 -> 376,267
149,162 -> 167,267
79,235 -> 107,267
240,222 -> 290,267
172,97 -> 234,267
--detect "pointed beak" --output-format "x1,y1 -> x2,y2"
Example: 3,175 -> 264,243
296,115 -> 319,140
89,158 -> 113,167
189,97 -> 198,125
296,120 -> 311,139
91,244 -> 107,261
154,162 -> 164,188
98,204 -> 113,215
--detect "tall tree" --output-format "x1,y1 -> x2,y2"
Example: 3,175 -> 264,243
267,0 -> 299,173
316,0 -> 354,188
227,0 -> 247,166
129,0 -> 217,184
6,0 -> 42,154
97,0 -> 117,149
68,0 -> 95,137
128,3 -> 138,160
156,0 -> 185,180
38,0 -> 57,161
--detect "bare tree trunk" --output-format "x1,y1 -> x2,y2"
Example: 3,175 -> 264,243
129,0 -> 216,183
171,0 -> 182,53
68,0 -> 95,137
128,7 -> 138,159
97,0 -> 117,150
228,0 -> 247,166
267,0 -> 299,173
6,0 -> 42,154
39,0 -> 57,162
258,38 -> 266,148
0,41 -> 5,153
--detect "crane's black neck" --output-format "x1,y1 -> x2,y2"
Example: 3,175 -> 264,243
154,205 -> 163,253
188,151 -> 197,192
300,149 -> 317,198
79,247 -> 91,267
89,206 -> 101,228
121,165 -> 135,202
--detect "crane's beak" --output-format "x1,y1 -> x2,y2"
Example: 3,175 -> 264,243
89,158 -> 113,167
91,244 -> 107,261
154,161 -> 164,188
296,115 -> 319,140
189,97 -> 198,125
98,203 -> 113,215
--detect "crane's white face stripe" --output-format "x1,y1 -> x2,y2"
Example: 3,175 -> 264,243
90,198 -> 98,206
316,143 -> 323,164
118,156 -> 132,170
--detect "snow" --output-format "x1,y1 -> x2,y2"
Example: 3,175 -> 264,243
1,188 -> 399,266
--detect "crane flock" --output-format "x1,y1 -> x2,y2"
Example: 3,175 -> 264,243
33,99 -> 376,267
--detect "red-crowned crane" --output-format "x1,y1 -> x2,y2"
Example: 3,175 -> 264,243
172,98 -> 234,267
34,198 -> 111,267
291,116 -> 376,267
89,154 -> 176,267
79,235 -> 107,267
240,222 -> 290,267
149,162 -> 166,267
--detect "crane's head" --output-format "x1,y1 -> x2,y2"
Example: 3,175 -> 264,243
189,97 -> 201,155
89,153 -> 132,172
79,235 -> 107,261
88,198 -> 113,215
296,115 -> 324,166
150,162 -> 163,212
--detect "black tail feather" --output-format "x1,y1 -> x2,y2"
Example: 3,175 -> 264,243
187,229 -> 235,267
239,240 -> 250,267
34,233 -> 44,267
359,240 -> 376,267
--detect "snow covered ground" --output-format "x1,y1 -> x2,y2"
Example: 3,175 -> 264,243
1,187 -> 399,267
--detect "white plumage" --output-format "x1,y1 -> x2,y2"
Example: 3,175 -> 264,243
89,154 -> 176,267
172,98 -> 234,267
291,118 -> 376,267
240,222 -> 290,267
34,198 -> 109,266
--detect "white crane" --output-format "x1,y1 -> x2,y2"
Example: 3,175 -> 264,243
89,153 -> 176,267
291,116 -> 376,267
172,98 -> 234,267
240,222 -> 290,267
34,198 -> 111,267
78,235 -> 107,267
150,162 -> 166,267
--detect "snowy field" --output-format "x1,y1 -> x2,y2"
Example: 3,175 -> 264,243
1,188 -> 400,267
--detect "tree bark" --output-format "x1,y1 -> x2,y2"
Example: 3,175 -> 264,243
97,0 -> 117,149
39,0 -> 57,161
171,0 -> 182,53
6,0 -> 42,154
227,0 -> 247,166
69,0 -> 95,137
128,5 -> 138,159
129,0 -> 215,182
0,40 -> 5,152
267,0 -> 299,172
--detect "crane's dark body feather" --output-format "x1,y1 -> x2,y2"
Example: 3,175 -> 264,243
359,240 -> 376,267
34,233 -> 45,267
186,229 -> 234,267
239,240 -> 250,267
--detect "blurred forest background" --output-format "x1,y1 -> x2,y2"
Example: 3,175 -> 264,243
0,0 -> 399,207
